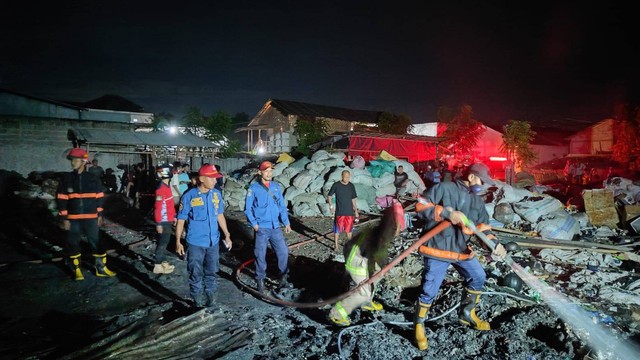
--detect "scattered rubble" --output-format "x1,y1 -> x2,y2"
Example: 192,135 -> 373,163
1,166 -> 640,359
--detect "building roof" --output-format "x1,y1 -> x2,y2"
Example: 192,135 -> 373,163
350,131 -> 444,142
1,87 -> 86,110
73,128 -> 217,148
268,99 -> 382,122
66,94 -> 145,113
242,99 -> 383,130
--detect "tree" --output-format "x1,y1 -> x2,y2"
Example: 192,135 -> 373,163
500,120 -> 537,170
611,103 -> 640,163
180,107 -> 241,158
151,111 -> 174,131
377,112 -> 413,134
181,106 -> 207,136
437,104 -> 485,158
203,111 -> 234,143
293,117 -> 328,156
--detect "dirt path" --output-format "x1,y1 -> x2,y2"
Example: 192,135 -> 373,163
1,195 -> 639,359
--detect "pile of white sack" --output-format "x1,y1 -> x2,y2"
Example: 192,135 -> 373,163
485,181 -> 581,241
603,176 -> 640,205
222,150 -> 426,217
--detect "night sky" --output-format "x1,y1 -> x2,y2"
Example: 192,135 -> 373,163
1,1 -> 638,129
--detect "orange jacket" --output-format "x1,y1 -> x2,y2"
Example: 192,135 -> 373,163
416,180 -> 496,262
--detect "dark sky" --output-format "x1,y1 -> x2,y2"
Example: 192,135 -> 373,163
1,1 -> 638,128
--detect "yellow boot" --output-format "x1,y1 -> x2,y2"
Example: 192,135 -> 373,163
69,254 -> 84,281
459,288 -> 490,330
362,300 -> 384,311
414,302 -> 431,350
93,253 -> 117,277
329,302 -> 351,326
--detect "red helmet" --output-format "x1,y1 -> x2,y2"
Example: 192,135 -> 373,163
67,148 -> 89,160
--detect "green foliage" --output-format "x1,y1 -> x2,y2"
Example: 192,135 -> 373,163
377,112 -> 413,134
293,117 -> 328,156
500,120 -> 537,169
217,139 -> 242,159
611,103 -> 640,163
151,111 -> 174,131
203,111 -> 234,143
178,106 -> 240,156
181,106 -> 207,136
438,104 -> 485,157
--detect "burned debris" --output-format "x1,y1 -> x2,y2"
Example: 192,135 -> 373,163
1,148 -> 640,360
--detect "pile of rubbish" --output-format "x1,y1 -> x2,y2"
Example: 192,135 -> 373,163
485,176 -> 640,240
223,150 -> 426,217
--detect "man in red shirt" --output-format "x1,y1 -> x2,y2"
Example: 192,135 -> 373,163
154,164 -> 176,274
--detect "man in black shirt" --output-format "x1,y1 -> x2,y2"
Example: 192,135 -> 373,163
327,170 -> 359,251
394,165 -> 410,198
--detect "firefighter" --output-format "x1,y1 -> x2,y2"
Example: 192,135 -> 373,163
329,200 -> 405,326
57,148 -> 116,281
413,163 -> 506,350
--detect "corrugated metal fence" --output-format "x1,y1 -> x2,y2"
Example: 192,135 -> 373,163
215,157 -> 251,174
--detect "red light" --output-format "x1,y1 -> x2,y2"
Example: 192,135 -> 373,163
489,157 -> 507,161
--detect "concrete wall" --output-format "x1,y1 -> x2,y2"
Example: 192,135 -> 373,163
569,118 -> 614,155
0,116 -> 134,177
531,144 -> 569,166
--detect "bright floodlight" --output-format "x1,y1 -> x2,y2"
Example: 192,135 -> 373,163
257,146 -> 265,154
169,126 -> 177,134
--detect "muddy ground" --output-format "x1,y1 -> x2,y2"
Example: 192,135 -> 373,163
0,191 -> 639,359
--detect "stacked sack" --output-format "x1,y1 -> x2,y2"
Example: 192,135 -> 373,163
222,150 -> 426,217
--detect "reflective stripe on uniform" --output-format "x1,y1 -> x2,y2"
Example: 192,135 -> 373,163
418,245 -> 474,261
344,244 -> 367,276
67,193 -> 102,199
335,302 -> 348,319
67,213 -> 99,219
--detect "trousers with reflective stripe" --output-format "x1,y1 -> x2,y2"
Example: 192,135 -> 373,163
329,245 -> 380,319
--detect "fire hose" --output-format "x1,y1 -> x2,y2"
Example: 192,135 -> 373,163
235,221 -> 452,308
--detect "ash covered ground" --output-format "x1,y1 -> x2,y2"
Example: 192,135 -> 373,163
1,182 -> 639,359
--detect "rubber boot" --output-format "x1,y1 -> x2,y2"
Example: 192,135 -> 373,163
279,273 -> 292,288
362,300 -> 384,311
192,293 -> 205,308
69,254 -> 84,281
459,288 -> 490,330
205,292 -> 216,307
93,253 -> 117,277
414,302 -> 431,350
256,279 -> 265,293
329,302 -> 351,326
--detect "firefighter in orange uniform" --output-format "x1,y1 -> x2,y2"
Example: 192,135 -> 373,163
413,163 -> 506,350
57,148 -> 116,281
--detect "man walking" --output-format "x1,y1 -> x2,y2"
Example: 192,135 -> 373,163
327,170 -> 359,251
57,148 -> 116,281
244,161 -> 291,293
175,164 -> 232,307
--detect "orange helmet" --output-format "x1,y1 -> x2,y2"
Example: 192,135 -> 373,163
67,148 -> 89,160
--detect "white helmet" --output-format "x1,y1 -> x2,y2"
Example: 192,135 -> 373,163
156,164 -> 172,179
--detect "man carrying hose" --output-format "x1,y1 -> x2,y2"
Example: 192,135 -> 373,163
328,200 -> 405,326
413,163 -> 506,350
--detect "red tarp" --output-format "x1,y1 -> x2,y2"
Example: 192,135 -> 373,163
348,135 -> 437,163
